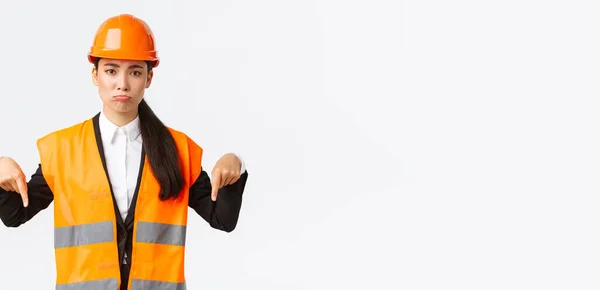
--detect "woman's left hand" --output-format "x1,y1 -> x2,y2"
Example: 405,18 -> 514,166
211,153 -> 242,201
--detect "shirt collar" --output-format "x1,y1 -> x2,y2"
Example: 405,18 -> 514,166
99,111 -> 142,143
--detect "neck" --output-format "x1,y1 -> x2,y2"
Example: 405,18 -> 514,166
103,107 -> 138,127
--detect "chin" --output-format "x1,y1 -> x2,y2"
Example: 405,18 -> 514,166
110,102 -> 137,113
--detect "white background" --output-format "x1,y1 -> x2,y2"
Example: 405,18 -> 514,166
0,0 -> 599,289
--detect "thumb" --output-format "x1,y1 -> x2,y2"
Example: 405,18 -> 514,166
211,173 -> 221,202
16,177 -> 28,207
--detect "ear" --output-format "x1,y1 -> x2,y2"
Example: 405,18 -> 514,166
91,66 -> 99,86
145,70 -> 154,89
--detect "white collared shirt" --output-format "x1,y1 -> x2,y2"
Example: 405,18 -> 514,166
98,111 -> 246,220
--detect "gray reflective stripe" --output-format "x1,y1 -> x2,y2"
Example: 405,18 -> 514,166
55,278 -> 118,290
54,221 -> 114,248
136,221 -> 186,246
131,279 -> 186,290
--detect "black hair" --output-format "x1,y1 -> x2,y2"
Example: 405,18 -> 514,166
94,58 -> 185,200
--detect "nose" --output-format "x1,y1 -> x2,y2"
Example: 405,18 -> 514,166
117,73 -> 130,91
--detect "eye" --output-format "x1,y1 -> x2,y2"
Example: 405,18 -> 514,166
131,71 -> 142,76
105,69 -> 116,74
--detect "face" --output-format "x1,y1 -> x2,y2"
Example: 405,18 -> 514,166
92,58 -> 153,115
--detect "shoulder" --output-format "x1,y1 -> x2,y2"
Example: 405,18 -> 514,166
166,126 -> 203,151
36,117 -> 94,160
166,127 -> 204,167
37,118 -> 93,147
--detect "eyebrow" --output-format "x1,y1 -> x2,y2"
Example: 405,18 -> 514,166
103,63 -> 144,69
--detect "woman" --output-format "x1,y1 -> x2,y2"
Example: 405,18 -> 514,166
0,14 -> 248,290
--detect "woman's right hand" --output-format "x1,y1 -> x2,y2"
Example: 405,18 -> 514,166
0,157 -> 28,207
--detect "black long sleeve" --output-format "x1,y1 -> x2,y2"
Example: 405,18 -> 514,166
0,164 -> 54,227
0,164 -> 248,232
188,170 -> 248,232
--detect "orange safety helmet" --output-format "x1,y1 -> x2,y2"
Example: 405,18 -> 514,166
88,14 -> 160,68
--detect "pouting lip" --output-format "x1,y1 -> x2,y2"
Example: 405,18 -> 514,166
113,95 -> 131,99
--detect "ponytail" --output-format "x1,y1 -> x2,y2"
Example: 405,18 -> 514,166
138,99 -> 186,200
94,58 -> 185,200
